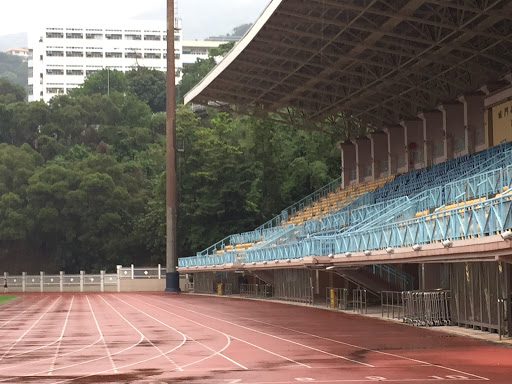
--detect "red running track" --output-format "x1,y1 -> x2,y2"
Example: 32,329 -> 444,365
0,292 -> 510,383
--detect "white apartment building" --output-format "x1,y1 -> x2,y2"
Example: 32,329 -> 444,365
28,21 -> 183,103
182,40 -> 231,67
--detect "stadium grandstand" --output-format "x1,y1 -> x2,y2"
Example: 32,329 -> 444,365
182,0 -> 512,338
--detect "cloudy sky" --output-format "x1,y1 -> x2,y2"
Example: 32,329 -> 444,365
0,0 -> 270,39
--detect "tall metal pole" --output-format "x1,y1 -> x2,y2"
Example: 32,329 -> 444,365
165,0 -> 180,292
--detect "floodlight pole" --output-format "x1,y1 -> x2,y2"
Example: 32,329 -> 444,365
165,0 -> 180,292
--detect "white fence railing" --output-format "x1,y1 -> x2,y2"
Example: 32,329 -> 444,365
117,264 -> 166,280
2,265 -> 167,293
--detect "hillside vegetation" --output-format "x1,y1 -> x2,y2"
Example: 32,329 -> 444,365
0,65 -> 340,274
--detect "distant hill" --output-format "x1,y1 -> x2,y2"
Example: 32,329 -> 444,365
0,33 -> 28,52
0,53 -> 27,89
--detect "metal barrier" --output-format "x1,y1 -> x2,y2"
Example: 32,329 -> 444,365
240,283 -> 273,299
352,289 -> 367,314
381,291 -> 404,319
326,287 -> 348,310
402,291 -> 451,326
217,283 -> 233,296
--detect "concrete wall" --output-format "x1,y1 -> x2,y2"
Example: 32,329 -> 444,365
119,279 -> 166,292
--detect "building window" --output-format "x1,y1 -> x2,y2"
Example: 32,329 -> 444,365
66,33 -> 83,39
125,52 -> 142,59
144,52 -> 161,59
66,69 -> 84,75
47,87 -> 64,94
86,52 -> 103,58
46,32 -> 64,38
28,68 -> 33,77
46,50 -> 64,57
86,33 -> 103,40
106,52 -> 123,58
144,34 -> 161,41
125,34 -> 141,40
28,85 -> 33,95
174,35 -> 180,41
175,69 -> 181,77
106,34 -> 122,40
175,53 -> 180,59
86,69 -> 98,76
66,51 -> 84,57
46,69 -> 64,75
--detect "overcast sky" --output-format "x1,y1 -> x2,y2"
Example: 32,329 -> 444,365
0,0 -> 270,40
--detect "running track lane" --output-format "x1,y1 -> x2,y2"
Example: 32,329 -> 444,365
0,293 -> 510,383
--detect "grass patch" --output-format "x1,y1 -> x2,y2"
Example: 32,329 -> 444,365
0,295 -> 17,304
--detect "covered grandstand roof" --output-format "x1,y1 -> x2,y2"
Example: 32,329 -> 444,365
184,0 -> 512,131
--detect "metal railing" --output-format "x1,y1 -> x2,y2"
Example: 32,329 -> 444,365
256,176 -> 342,231
326,287 -> 348,310
179,152 -> 512,268
381,291 -> 404,319
239,283 -> 273,299
370,265 -> 414,291
402,291 -> 451,326
352,289 -> 367,314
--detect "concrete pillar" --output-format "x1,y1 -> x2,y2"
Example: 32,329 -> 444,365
131,264 -> 135,279
438,103 -> 465,159
22,272 -> 26,292
338,142 -> 356,188
40,271 -> 44,292
383,125 -> 407,175
59,271 -> 64,292
158,264 -> 162,279
100,270 -> 105,292
419,111 -> 444,166
352,137 -> 372,182
401,119 -> 425,170
117,266 -> 121,292
459,94 -> 485,154
80,270 -> 84,292
368,132 -> 389,179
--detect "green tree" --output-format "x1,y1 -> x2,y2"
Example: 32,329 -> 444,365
0,78 -> 25,104
0,53 -> 28,89
176,57 -> 216,104
70,69 -> 127,96
126,67 -> 167,112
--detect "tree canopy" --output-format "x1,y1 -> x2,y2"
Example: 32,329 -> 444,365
0,66 -> 340,273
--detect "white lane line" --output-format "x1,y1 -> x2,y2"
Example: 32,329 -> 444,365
0,297 -> 146,382
114,295 -> 246,371
6,297 -> 74,360
100,295 -> 185,372
50,342 -> 190,384
131,295 -> 308,369
138,295 -> 372,368
0,297 -> 49,329
85,296 -> 118,373
231,335 -> 312,369
162,297 -> 489,381
47,296 -> 74,375
0,297 -> 61,360
44,294 -> 190,384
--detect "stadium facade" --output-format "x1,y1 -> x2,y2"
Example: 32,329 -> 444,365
27,21 -> 183,103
